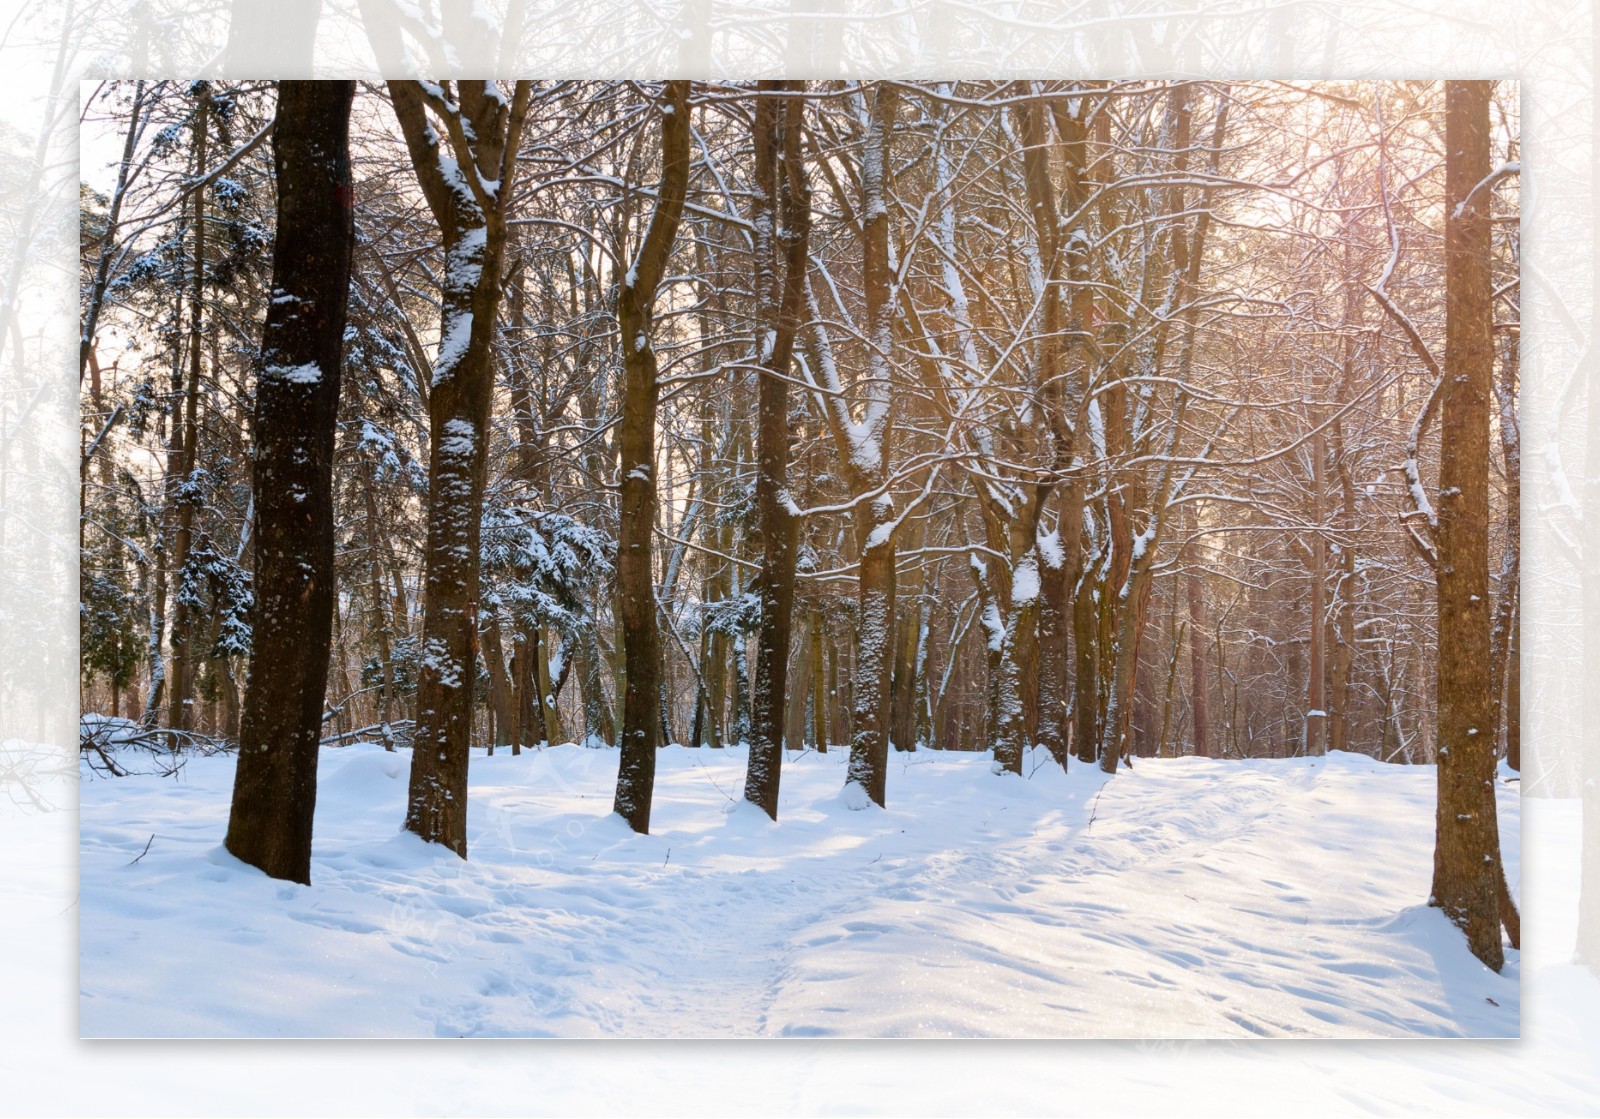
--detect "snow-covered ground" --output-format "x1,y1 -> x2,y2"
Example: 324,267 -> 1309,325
80,742 -> 1523,1039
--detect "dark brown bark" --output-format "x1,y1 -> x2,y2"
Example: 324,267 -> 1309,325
744,82 -> 812,819
361,457 -> 394,737
613,81 -> 692,833
1429,80 -> 1507,973
890,597 -> 922,753
168,88 -> 211,733
224,80 -> 355,885
843,84 -> 900,809
1064,87 -> 1111,767
482,615 -> 515,750
990,93 -> 1067,776
811,609 -> 828,750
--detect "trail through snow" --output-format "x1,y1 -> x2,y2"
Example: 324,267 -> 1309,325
79,743 -> 1519,1038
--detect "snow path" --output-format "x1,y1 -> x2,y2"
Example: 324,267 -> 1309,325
79,744 -> 1519,1038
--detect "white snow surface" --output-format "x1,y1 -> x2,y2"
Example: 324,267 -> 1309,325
79,744 -> 1524,1039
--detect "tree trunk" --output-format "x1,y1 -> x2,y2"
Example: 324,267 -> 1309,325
1430,80 -> 1509,973
537,627 -> 562,745
612,81 -> 692,833
744,82 -> 811,819
574,624 -> 615,747
1307,428 -> 1328,756
481,615 -> 514,750
813,612 -> 828,751
786,610 -> 813,753
839,84 -> 900,808
169,88 -> 210,733
224,80 -> 355,885
390,80 -> 532,857
1185,529 -> 1210,758
890,596 -> 923,754
362,457 -> 394,736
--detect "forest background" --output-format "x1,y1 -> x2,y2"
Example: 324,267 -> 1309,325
1,0 -> 1598,1113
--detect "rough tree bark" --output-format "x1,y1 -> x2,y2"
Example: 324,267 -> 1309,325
612,80 -> 692,833
167,85 -> 212,733
842,83 -> 900,808
224,80 -> 355,884
390,80 -> 532,857
1429,79 -> 1510,973
745,81 -> 812,819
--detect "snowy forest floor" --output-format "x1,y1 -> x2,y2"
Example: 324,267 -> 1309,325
79,742 -> 1522,1038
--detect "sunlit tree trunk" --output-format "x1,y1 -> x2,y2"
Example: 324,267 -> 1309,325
836,84 -> 901,808
1430,79 -> 1509,972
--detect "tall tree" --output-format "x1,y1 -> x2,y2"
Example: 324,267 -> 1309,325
840,83 -> 901,808
224,79 -> 356,884
389,79 -> 532,857
612,80 -> 692,834
1429,79 -> 1510,972
743,82 -> 811,819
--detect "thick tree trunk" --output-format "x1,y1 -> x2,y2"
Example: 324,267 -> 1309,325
1429,80 -> 1508,973
612,81 -> 692,833
391,80 -> 532,857
847,529 -> 897,805
224,80 -> 355,885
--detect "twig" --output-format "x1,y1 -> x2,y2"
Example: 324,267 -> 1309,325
1084,782 -> 1109,832
694,754 -> 735,802
126,834 -> 154,866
